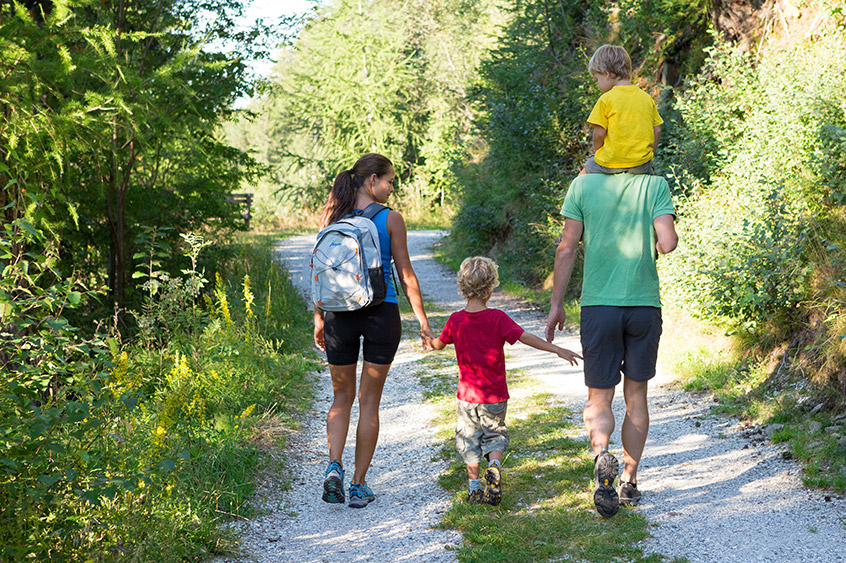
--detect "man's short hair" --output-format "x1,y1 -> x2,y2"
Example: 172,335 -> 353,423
589,45 -> 632,80
457,256 -> 499,301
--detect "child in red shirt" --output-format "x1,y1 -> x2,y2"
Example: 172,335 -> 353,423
431,256 -> 581,504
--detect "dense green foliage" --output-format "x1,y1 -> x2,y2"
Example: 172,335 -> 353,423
2,206 -> 315,558
660,20 -> 846,391
1,0 -> 269,311
661,35 -> 844,327
1,1 -> 320,559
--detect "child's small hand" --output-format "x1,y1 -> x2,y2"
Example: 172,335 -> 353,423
557,348 -> 583,366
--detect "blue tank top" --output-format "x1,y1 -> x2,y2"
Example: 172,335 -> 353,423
356,207 -> 397,304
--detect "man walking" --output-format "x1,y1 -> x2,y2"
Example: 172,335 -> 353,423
545,173 -> 677,517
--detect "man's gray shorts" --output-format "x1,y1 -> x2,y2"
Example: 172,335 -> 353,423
580,306 -> 662,389
455,400 -> 510,464
584,155 -> 653,175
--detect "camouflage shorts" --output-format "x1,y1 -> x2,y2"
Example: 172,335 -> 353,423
584,155 -> 654,175
455,400 -> 510,464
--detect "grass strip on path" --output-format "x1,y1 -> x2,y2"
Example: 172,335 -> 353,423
415,310 -> 669,563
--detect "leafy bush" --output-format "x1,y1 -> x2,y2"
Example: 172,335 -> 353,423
1,206 -> 316,559
443,0 -> 598,287
661,29 -> 846,336
0,205 -> 140,559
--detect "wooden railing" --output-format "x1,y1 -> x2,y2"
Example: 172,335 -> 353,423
225,193 -> 253,230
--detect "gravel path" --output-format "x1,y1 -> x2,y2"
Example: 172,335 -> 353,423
217,230 -> 846,563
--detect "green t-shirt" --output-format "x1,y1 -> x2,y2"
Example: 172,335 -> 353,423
561,174 -> 676,307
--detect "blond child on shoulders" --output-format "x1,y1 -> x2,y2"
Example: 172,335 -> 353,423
581,44 -> 663,175
430,257 -> 582,505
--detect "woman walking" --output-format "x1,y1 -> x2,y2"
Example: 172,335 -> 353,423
313,153 -> 435,508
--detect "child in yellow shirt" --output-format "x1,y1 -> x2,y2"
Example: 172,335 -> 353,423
581,45 -> 663,175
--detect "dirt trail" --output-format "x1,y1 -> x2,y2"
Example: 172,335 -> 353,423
218,231 -> 846,563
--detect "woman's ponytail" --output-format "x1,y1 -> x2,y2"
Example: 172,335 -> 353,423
320,170 -> 357,228
319,153 -> 393,228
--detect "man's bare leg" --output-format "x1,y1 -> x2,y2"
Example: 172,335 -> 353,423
620,377 -> 649,484
584,386 -> 620,517
584,386 -> 616,456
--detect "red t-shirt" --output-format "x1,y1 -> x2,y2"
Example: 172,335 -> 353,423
438,308 -> 525,403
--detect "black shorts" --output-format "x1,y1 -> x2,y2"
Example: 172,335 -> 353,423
580,306 -> 662,389
324,302 -> 402,365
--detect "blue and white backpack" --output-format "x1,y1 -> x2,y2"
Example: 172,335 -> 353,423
310,203 -> 388,312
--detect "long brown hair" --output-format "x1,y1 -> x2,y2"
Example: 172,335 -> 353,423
319,153 -> 394,228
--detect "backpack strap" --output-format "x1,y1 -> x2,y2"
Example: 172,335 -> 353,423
357,202 -> 399,295
357,202 -> 389,220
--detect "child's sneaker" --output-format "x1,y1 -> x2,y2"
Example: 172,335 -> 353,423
483,465 -> 502,506
593,451 -> 619,517
467,488 -> 484,504
618,481 -> 642,506
348,481 -> 375,508
322,460 -> 345,504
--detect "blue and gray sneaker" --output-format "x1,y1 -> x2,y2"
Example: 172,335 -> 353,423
322,460 -> 345,504
348,481 -> 375,509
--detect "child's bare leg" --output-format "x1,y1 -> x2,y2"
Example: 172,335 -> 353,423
466,463 -> 480,480
487,451 -> 503,464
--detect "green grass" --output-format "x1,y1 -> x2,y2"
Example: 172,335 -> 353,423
416,345 -> 661,562
0,232 -> 322,561
103,236 -> 318,560
660,307 -> 846,493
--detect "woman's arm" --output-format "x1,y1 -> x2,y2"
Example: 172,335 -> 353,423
387,210 -> 434,349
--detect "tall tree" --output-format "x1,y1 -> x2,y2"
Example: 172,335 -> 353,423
1,0 -> 270,316
258,0 -> 427,205
236,0 -> 501,210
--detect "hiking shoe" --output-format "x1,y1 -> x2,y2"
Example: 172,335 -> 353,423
618,481 -> 642,506
593,451 -> 620,517
483,465 -> 502,506
467,489 -> 484,504
322,460 -> 345,504
348,481 -> 375,508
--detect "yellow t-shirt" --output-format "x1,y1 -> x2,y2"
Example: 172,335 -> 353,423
587,85 -> 663,168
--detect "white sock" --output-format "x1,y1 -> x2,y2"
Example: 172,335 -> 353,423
489,459 -> 501,468
468,478 -> 482,491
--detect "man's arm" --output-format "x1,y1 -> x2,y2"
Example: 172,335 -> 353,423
653,125 -> 662,151
654,214 -> 678,255
545,218 -> 584,342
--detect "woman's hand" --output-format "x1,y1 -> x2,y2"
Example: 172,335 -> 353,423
420,325 -> 435,350
313,311 -> 326,351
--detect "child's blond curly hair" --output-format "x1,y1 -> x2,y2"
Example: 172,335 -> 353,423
457,256 -> 499,301
588,44 -> 632,80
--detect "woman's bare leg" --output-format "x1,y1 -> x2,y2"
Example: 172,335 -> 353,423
327,363 -> 358,465
352,361 -> 391,483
